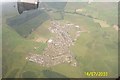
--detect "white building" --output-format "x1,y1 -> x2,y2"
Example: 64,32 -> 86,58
48,39 -> 53,43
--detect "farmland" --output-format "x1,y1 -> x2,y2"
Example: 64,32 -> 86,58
2,2 -> 118,78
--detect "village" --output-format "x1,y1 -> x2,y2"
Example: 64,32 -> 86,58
26,21 -> 84,67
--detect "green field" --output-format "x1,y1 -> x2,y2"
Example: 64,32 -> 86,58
2,2 -> 118,78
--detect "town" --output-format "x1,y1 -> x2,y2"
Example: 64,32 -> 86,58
26,21 -> 83,67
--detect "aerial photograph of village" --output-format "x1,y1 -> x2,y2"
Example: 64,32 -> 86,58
2,0 -> 118,78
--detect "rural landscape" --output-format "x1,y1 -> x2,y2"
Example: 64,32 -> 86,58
2,2 -> 118,78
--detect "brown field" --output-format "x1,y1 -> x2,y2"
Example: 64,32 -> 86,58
93,19 -> 110,28
33,36 -> 48,43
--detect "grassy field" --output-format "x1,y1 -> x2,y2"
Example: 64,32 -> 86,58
2,20 -> 48,78
6,10 -> 49,37
65,2 -> 118,26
